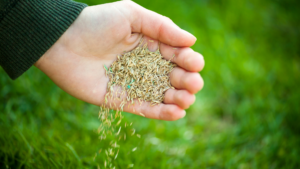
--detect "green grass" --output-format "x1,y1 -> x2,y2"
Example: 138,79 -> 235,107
1,0 -> 300,168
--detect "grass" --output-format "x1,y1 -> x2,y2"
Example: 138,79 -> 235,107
1,0 -> 300,168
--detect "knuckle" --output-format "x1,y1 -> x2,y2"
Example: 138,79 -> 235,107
123,0 -> 134,5
163,16 -> 173,23
179,48 -> 193,68
164,89 -> 173,103
169,112 -> 179,121
175,91 -> 182,102
184,56 -> 193,70
183,73 -> 192,87
160,107 -> 178,121
170,68 -> 183,88
122,0 -> 139,14
180,92 -> 189,108
174,90 -> 190,109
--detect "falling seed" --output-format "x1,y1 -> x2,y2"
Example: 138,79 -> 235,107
116,119 -> 122,126
109,148 -> 114,156
98,37 -> 175,168
93,153 -> 97,161
116,126 -> 121,136
132,147 -> 137,152
131,129 -> 135,136
127,164 -> 134,168
115,149 -> 119,159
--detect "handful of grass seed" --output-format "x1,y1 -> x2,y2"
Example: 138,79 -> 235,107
97,40 -> 176,168
105,42 -> 176,109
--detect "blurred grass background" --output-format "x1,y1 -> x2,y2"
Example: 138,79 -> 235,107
1,0 -> 300,168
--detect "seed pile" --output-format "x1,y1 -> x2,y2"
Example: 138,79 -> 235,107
97,40 -> 176,168
105,42 -> 176,108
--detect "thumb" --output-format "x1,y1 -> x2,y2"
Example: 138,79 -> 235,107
124,1 -> 196,47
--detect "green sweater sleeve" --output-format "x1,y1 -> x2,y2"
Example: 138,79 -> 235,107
0,0 -> 87,80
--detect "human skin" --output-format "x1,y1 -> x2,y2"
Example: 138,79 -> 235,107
34,0 -> 204,121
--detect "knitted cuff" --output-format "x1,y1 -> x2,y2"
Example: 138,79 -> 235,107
0,0 -> 87,79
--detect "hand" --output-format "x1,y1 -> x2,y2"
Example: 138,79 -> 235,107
34,1 -> 204,121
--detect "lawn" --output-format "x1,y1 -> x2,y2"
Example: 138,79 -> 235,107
1,0 -> 300,168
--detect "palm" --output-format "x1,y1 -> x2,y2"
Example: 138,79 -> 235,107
35,1 -> 204,121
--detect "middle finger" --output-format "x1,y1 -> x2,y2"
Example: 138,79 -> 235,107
169,67 -> 204,94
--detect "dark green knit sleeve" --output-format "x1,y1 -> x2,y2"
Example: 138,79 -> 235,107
0,0 -> 87,80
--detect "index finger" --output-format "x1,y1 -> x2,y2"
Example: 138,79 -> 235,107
118,1 -> 197,47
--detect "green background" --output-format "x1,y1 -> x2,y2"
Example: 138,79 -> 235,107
1,0 -> 300,168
